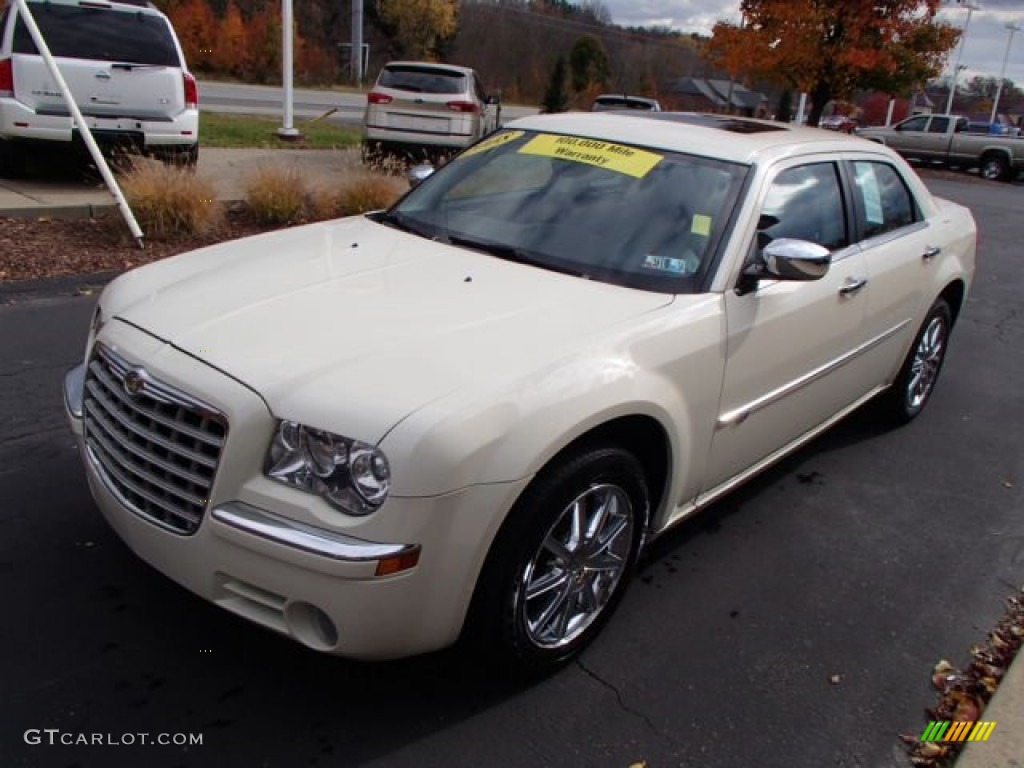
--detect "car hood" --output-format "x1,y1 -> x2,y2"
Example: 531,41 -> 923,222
110,217 -> 673,441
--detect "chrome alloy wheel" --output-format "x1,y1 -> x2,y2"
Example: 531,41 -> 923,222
906,314 -> 947,410
518,483 -> 635,649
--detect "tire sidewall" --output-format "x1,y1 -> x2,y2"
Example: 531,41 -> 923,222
474,446 -> 649,671
895,299 -> 952,422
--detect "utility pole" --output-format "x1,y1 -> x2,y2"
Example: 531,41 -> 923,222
945,2 -> 979,114
990,23 -> 1021,126
352,0 -> 364,85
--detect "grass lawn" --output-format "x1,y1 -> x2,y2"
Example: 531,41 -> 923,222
200,112 -> 362,149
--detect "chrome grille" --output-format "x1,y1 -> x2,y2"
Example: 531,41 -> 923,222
83,344 -> 228,535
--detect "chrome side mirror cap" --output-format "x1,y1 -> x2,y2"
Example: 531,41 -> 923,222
407,163 -> 436,189
759,238 -> 831,281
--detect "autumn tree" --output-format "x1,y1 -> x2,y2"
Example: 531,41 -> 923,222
169,0 -> 218,71
707,0 -> 959,125
376,0 -> 459,61
212,1 -> 250,77
246,4 -> 282,83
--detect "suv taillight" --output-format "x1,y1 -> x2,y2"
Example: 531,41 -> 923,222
0,59 -> 13,98
183,73 -> 198,109
446,100 -> 479,114
367,91 -> 392,105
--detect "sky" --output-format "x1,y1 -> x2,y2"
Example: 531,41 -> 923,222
601,0 -> 1024,90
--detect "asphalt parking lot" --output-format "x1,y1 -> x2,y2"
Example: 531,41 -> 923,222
0,176 -> 1021,768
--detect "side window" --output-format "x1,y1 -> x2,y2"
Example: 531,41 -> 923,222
928,117 -> 950,134
474,76 -> 487,103
851,161 -> 919,239
758,163 -> 848,252
955,117 -> 969,133
899,116 -> 928,132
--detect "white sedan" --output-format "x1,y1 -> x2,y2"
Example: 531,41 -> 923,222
64,113 -> 976,671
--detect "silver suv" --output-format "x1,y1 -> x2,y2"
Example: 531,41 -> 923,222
0,0 -> 198,173
362,61 -> 500,158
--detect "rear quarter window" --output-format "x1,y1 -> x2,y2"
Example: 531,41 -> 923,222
13,5 -> 180,67
379,66 -> 466,95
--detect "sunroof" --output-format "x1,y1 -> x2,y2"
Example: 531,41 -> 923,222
632,113 -> 788,133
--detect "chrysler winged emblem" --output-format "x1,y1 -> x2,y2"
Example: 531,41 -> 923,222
123,369 -> 148,397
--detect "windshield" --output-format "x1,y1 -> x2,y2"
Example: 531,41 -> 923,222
378,65 -> 466,94
385,129 -> 747,293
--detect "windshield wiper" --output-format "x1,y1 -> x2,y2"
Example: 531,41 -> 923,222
447,235 -> 587,278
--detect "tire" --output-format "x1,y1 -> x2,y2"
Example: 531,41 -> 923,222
980,153 -> 1010,182
884,298 -> 952,424
466,446 -> 649,673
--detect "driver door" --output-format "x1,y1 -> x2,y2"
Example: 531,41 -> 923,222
701,160 -> 875,495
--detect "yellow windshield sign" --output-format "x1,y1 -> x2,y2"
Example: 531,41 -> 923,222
519,134 -> 662,177
461,130 -> 525,158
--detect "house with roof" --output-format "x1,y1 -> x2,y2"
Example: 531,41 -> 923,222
660,77 -> 768,117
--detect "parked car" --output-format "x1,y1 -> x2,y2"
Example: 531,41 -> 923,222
362,61 -> 500,158
858,113 -> 1024,181
591,94 -> 662,112
65,112 -> 975,671
819,114 -> 858,134
0,0 -> 199,174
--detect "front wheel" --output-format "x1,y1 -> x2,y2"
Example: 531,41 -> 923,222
466,446 -> 649,673
884,298 -> 952,423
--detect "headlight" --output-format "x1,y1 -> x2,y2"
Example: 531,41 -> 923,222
264,420 -> 391,515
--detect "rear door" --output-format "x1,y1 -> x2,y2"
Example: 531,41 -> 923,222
12,3 -> 185,120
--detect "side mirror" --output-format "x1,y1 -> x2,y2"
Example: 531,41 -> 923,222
406,162 -> 435,189
486,94 -> 501,105
759,238 -> 831,281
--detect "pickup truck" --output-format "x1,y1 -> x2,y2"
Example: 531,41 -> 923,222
858,114 -> 1024,181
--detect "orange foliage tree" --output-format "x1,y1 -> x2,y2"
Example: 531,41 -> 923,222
212,1 -> 250,78
707,0 -> 960,125
168,0 -> 218,72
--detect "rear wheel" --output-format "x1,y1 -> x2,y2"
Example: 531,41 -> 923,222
980,153 -> 1010,182
884,298 -> 952,424
467,446 -> 648,673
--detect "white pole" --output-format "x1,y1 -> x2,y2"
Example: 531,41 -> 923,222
795,92 -> 807,125
12,0 -> 144,247
885,97 -> 896,126
945,3 -> 978,114
352,0 -> 364,85
989,24 -> 1021,126
277,0 -> 300,139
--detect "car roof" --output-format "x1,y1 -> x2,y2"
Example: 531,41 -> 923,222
507,111 -> 879,166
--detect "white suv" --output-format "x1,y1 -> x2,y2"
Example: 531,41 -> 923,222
0,0 -> 198,172
362,61 -> 500,158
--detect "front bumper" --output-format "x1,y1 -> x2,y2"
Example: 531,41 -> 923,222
63,337 -> 527,659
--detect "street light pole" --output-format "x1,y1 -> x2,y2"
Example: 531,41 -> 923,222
990,23 -> 1021,126
277,0 -> 301,140
945,2 -> 979,114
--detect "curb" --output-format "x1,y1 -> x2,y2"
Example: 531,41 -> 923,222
953,650 -> 1024,768
1,202 -> 116,221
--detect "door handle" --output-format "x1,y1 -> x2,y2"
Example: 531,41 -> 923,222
839,277 -> 868,296
922,245 -> 941,261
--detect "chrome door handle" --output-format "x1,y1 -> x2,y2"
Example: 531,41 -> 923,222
922,246 -> 941,261
839,277 -> 868,296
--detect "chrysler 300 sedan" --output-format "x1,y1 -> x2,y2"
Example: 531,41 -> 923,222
64,112 -> 976,671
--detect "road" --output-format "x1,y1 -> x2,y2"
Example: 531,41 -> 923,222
0,177 -> 1021,768
199,80 -> 540,126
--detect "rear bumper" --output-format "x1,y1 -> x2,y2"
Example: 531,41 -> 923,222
0,98 -> 198,148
